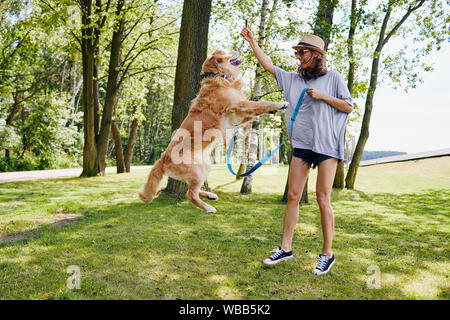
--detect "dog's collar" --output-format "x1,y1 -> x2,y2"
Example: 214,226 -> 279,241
200,72 -> 231,80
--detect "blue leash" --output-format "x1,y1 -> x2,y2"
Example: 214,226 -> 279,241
226,87 -> 308,177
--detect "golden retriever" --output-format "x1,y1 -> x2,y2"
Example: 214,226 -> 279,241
138,50 -> 288,212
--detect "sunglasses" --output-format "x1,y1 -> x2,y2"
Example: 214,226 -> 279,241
295,49 -> 310,57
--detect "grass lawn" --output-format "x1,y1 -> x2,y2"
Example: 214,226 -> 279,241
0,157 -> 449,300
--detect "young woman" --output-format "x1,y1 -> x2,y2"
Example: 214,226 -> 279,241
241,27 -> 353,275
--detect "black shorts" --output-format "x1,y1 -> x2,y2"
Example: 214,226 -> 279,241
292,148 -> 335,169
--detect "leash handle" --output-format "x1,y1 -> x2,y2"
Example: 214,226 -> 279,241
227,87 -> 308,177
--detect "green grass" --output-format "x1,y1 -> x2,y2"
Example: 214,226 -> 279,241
0,157 -> 449,300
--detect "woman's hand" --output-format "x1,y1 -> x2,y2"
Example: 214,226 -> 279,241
306,88 -> 327,100
241,26 -> 255,44
307,88 -> 353,113
240,26 -> 275,76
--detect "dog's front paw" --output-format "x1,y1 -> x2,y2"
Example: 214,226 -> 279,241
269,101 -> 289,114
270,102 -> 289,114
278,101 -> 289,110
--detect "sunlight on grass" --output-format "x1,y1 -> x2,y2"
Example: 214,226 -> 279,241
0,157 -> 448,299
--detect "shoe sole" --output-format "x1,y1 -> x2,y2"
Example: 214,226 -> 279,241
312,259 -> 335,275
263,255 -> 293,265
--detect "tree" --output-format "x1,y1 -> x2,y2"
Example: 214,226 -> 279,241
163,0 -> 213,196
38,0 -> 180,176
345,0 -> 446,188
332,0 -> 359,189
109,4 -> 179,173
240,0 -> 273,194
313,0 -> 338,49
77,0 -> 129,176
1,0 -> 79,164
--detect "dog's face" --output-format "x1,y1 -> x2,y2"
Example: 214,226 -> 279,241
201,50 -> 241,80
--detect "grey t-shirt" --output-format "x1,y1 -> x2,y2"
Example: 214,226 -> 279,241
274,66 -> 353,160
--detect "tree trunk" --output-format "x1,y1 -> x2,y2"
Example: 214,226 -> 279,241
346,0 -> 357,95
96,0 -> 125,176
111,120 -> 125,173
313,0 -> 342,188
240,0 -> 271,194
79,0 -> 126,177
124,118 -> 139,172
313,0 -> 338,49
333,161 -> 345,188
345,54 -> 380,188
240,118 -> 260,194
334,0 -> 356,189
345,1 -> 386,188
163,0 -> 212,196
80,0 -> 98,177
236,125 -> 250,179
4,103 -> 18,158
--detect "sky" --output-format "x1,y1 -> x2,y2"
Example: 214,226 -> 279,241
363,43 -> 450,153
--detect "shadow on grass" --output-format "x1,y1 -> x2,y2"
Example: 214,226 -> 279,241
0,186 -> 448,299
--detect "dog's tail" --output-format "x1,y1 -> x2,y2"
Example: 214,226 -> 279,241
138,159 -> 165,204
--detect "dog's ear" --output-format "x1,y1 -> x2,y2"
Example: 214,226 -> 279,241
201,54 -> 219,74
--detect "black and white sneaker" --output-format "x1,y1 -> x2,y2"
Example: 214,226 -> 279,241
263,246 -> 293,265
312,253 -> 335,275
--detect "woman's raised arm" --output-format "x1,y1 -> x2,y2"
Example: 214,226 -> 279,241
240,26 -> 275,77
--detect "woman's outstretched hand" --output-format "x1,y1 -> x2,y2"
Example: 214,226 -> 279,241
240,26 -> 255,44
240,25 -> 275,77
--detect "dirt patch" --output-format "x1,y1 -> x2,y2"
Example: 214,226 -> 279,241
46,213 -> 84,227
0,213 -> 83,244
0,232 -> 33,243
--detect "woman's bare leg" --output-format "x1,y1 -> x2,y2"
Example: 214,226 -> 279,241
316,158 -> 338,258
281,157 -> 311,251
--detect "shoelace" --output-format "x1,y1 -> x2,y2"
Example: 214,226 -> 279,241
269,247 -> 281,254
271,250 -> 284,260
269,247 -> 285,260
316,255 -> 328,270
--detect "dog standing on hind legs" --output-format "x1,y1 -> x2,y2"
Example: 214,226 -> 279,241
138,50 -> 288,213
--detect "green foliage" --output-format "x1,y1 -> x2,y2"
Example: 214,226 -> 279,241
0,152 -> 80,172
0,119 -> 20,150
211,0 -> 314,97
1,0 -> 182,169
0,153 -> 38,172
1,0 -> 447,172
19,93 -> 83,168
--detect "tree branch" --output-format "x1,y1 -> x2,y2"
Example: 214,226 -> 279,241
259,89 -> 282,99
382,0 -> 426,47
123,65 -> 176,79
39,0 -> 82,46
1,30 -> 31,68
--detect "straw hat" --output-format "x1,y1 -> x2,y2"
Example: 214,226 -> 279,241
292,34 -> 326,55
